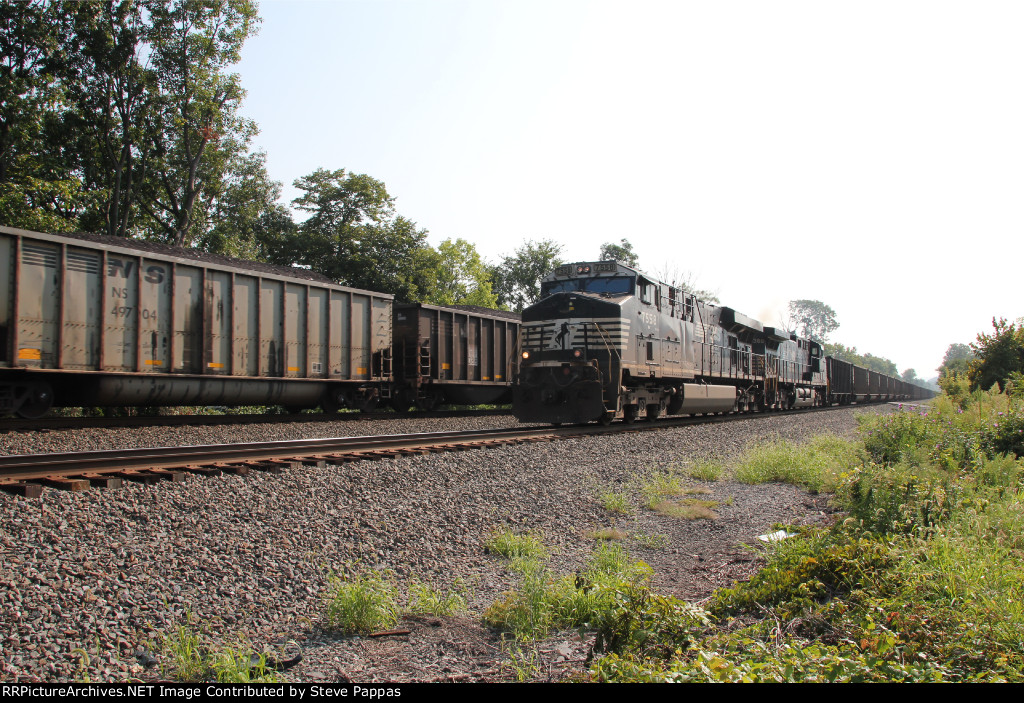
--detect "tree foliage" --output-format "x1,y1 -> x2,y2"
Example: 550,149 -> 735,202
417,238 -> 499,308
0,0 -> 272,250
824,343 -> 900,376
786,299 -> 839,343
939,342 -> 974,378
599,238 -> 639,268
491,239 -> 563,312
282,168 -> 429,299
968,317 -> 1024,392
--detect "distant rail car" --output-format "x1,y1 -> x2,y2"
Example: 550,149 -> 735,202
512,261 -> 933,425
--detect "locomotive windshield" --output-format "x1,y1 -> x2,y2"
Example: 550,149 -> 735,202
541,276 -> 635,298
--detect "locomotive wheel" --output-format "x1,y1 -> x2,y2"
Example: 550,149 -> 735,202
622,405 -> 638,424
16,382 -> 53,419
598,411 -> 614,426
646,404 -> 661,421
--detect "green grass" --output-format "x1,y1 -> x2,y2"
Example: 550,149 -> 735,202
159,619 -> 280,683
590,527 -> 627,541
407,580 -> 467,616
323,569 -> 401,634
485,529 -> 547,560
733,434 -> 860,493
598,490 -> 631,515
681,460 -> 724,481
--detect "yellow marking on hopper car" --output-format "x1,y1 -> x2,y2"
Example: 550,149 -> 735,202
442,363 -> 451,370
495,375 -> 502,379
145,360 -> 163,366
207,362 -> 224,368
357,367 -> 367,374
18,348 -> 41,360
287,366 -> 299,372
483,376 -> 490,380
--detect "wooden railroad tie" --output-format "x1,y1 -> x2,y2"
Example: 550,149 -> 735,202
0,481 -> 44,498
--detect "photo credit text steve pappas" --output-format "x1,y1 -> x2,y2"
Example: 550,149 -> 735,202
0,683 -> 434,701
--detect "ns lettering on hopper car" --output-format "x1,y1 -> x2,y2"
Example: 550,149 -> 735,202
0,226 -> 520,418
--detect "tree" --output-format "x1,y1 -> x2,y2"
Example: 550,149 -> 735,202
0,0 -> 93,232
901,368 -> 919,383
654,262 -> 720,303
939,342 -> 974,378
136,0 -> 260,247
491,239 -> 564,312
61,0 -> 154,239
418,238 -> 499,308
599,238 -> 639,268
968,317 -> 1024,392
823,342 -> 900,376
289,167 -> 396,280
786,299 -> 839,342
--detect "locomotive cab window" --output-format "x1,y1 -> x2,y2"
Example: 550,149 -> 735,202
541,276 -> 635,297
639,279 -> 652,305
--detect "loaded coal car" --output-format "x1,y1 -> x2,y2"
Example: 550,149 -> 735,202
0,226 -> 393,417
391,303 -> 520,410
513,261 -> 828,425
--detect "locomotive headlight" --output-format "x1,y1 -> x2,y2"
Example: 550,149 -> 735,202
573,349 -> 582,358
521,351 -> 530,360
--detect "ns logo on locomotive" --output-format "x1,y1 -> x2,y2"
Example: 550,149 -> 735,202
513,261 -> 928,426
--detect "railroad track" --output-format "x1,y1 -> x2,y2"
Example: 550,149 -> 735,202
0,407 -> 511,433
0,403 -> 900,498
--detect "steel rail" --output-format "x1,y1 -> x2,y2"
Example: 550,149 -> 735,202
0,402 -> 901,488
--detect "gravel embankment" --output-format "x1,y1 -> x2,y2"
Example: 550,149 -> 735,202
0,407 -> 888,682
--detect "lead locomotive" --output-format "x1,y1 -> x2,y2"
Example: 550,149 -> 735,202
513,261 -> 830,424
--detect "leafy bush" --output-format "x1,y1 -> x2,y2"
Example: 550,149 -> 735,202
836,461 -> 963,535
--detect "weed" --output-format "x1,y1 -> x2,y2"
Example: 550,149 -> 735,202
650,500 -> 718,520
407,580 -> 467,616
590,527 -> 627,541
599,491 -> 631,515
483,543 -> 654,639
682,460 -> 724,481
501,635 -> 542,682
631,531 -> 670,550
637,469 -> 687,509
485,529 -> 547,560
323,569 -> 400,634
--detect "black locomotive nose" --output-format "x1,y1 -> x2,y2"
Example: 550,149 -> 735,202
541,388 -> 560,405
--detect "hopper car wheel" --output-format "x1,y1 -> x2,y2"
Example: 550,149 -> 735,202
359,394 -> 379,412
320,387 -> 350,414
390,386 -> 414,413
17,382 -> 53,419
418,392 -> 444,412
622,405 -> 638,424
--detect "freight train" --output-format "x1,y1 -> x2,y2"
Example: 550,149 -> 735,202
0,226 -> 519,418
513,261 -> 933,425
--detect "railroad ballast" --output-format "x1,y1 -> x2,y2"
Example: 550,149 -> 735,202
513,261 -> 933,425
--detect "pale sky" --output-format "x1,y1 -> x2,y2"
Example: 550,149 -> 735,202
236,0 -> 1024,380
